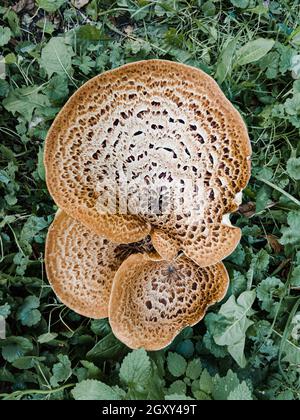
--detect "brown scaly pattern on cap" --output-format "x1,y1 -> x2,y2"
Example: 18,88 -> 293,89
44,59 -> 251,266
45,211 -> 126,318
109,253 -> 229,350
45,211 -> 229,350
45,211 -> 155,318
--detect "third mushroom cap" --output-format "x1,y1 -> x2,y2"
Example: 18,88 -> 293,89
44,59 -> 251,267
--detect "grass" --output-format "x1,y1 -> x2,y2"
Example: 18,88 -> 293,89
0,0 -> 300,400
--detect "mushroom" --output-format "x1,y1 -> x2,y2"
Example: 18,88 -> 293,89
109,253 -> 229,350
44,60 -> 251,267
45,211 -> 229,350
45,210 -> 124,318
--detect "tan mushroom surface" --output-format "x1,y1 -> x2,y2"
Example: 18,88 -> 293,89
45,59 -> 251,267
109,253 -> 229,350
45,211 -> 229,349
45,210 -> 138,318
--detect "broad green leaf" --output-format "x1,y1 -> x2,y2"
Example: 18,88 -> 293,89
125,39 -> 151,55
19,215 -> 51,254
0,144 -> 15,162
77,24 -> 103,41
168,380 -> 187,396
192,390 -> 212,400
175,339 -> 194,359
199,369 -> 213,395
185,358 -> 202,380
256,186 -> 271,213
12,356 -> 45,370
230,0 -> 249,7
16,296 -> 41,327
231,271 -> 247,296
0,79 -> 9,97
226,244 -> 246,265
290,266 -> 300,288
259,51 -> 279,79
80,360 -> 101,380
50,354 -> 72,387
116,0 -> 150,20
214,291 -> 256,345
284,93 -> 300,116
287,157 -> 300,180
228,340 -> 248,368
73,55 -> 95,75
5,52 -> 16,64
235,38 -> 275,66
13,253 -> 29,276
87,332 -> 126,362
282,93 -> 300,128
278,43 -> 294,74
202,330 -> 228,358
256,277 -> 285,315
202,1 -> 216,16
280,211 -> 300,245
38,332 -> 58,343
41,37 -> 74,78
0,337 -> 33,363
215,38 -> 238,84
167,352 -> 187,377
45,74 -> 69,104
0,367 -> 15,383
120,349 -> 151,386
72,379 -> 121,400
249,249 -> 270,281
282,340 -> 300,365
3,86 -> 49,121
0,303 -> 11,318
0,26 -> 12,47
210,291 -> 256,367
90,319 -> 111,336
228,382 -> 253,400
36,0 -> 67,12
36,18 -> 55,35
290,54 -> 300,79
277,390 -> 294,400
212,370 -> 240,400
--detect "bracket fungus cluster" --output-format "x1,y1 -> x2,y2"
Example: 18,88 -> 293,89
44,60 -> 251,350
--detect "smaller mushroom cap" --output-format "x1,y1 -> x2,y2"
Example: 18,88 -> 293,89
109,253 -> 229,350
45,210 -> 127,318
151,222 -> 242,267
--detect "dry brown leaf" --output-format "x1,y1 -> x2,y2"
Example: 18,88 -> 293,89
12,0 -> 35,13
239,201 -> 256,218
265,234 -> 283,254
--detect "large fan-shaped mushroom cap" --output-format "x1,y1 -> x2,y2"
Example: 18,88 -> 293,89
109,253 -> 229,350
45,60 -> 251,265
